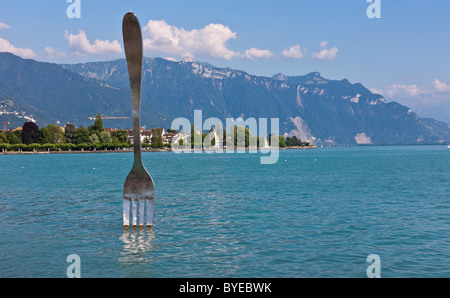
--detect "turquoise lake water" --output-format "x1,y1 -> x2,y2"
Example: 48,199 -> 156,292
0,146 -> 449,277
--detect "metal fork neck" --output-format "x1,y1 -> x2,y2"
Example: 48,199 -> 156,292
123,12 -> 144,169
131,89 -> 142,167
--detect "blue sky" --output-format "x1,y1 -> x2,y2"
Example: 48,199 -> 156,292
1,0 -> 449,122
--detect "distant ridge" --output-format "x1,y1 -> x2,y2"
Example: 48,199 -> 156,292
0,52 -> 448,145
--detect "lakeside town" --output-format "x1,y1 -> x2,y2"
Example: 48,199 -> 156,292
0,114 -> 313,154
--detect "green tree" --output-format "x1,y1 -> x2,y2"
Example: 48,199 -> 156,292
0,131 -> 8,143
64,123 -> 77,143
13,130 -> 22,143
47,124 -> 64,144
190,123 -> 195,146
269,134 -> 284,147
22,122 -> 39,145
89,133 -> 100,144
74,127 -> 90,145
111,129 -> 129,143
233,126 -> 253,147
37,127 -> 51,144
99,131 -> 112,144
285,136 -> 291,147
190,132 -> 202,148
208,127 -> 216,147
89,114 -> 104,137
6,131 -> 21,144
223,128 -> 230,147
151,128 -> 163,148
279,135 -> 286,148
93,114 -> 104,132
285,135 -> 302,147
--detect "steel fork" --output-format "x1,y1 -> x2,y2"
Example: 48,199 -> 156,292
122,12 -> 155,229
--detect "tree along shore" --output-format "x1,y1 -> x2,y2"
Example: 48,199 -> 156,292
1,114 -> 312,154
0,144 -> 315,155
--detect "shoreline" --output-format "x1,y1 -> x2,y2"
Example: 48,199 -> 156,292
0,145 -> 316,156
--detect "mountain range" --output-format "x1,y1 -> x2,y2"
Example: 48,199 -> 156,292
0,52 -> 448,145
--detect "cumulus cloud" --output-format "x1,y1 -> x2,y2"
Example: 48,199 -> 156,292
372,79 -> 450,123
374,79 -> 450,99
242,48 -> 274,60
64,30 -> 122,56
44,47 -> 67,59
432,78 -> 450,92
355,133 -> 372,145
142,20 -> 240,60
0,37 -> 37,59
282,45 -> 306,59
0,22 -> 11,30
312,41 -> 338,60
386,84 -> 422,98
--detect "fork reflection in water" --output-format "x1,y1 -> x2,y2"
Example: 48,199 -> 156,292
119,229 -> 156,265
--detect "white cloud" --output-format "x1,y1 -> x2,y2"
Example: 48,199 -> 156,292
312,47 -> 338,60
64,30 -> 122,56
44,47 -> 67,59
355,133 -> 372,145
282,45 -> 306,59
163,57 -> 178,62
372,80 -> 450,123
432,78 -> 450,92
242,48 -> 274,60
386,84 -> 421,98
312,41 -> 338,60
0,22 -> 11,30
0,37 -> 37,59
381,79 -> 450,98
142,20 -> 239,60
374,79 -> 450,100
369,88 -> 384,95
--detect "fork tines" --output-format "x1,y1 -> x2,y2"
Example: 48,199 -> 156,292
123,198 -> 154,229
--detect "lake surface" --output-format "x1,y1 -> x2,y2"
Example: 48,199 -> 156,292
0,146 -> 449,277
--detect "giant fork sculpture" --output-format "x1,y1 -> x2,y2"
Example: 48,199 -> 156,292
122,12 -> 155,229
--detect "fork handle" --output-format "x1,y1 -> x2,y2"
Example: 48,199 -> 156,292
123,12 -> 143,166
